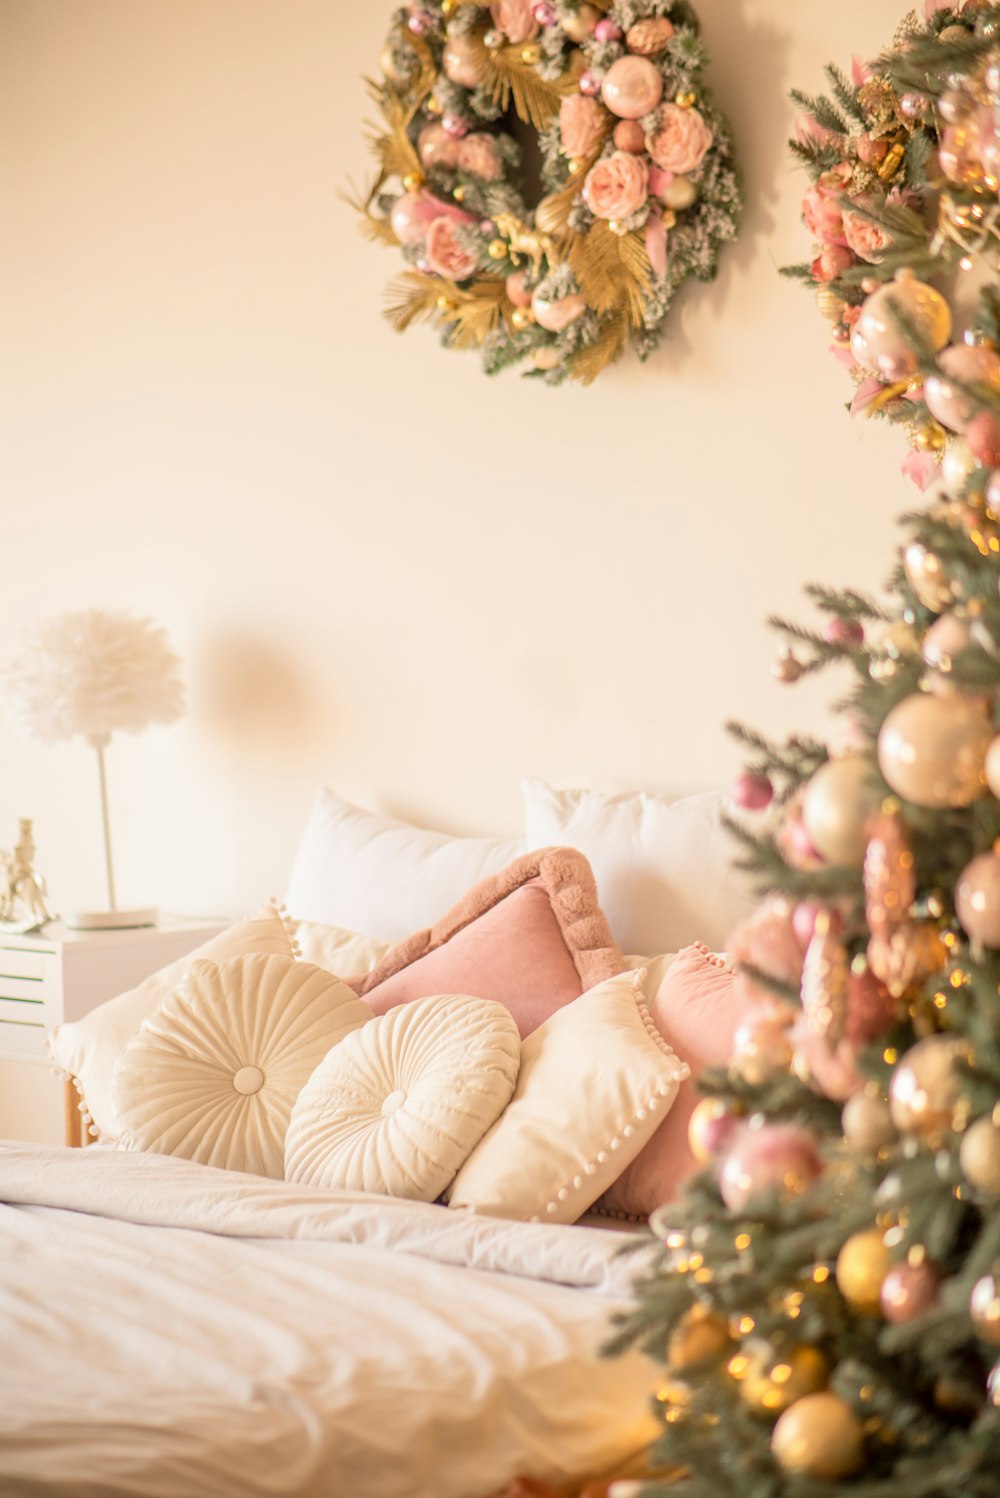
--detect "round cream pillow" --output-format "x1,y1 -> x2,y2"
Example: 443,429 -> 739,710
284,994 -> 521,1200
112,952 -> 372,1177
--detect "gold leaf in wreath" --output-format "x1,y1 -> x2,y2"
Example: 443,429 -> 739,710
568,315 -> 629,385
568,222 -> 651,327
439,279 -> 511,348
341,179 -> 399,248
485,46 -> 565,130
383,273 -> 444,334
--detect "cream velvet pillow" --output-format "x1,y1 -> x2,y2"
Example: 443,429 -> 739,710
296,919 -> 392,977
447,971 -> 689,1225
112,953 -> 372,1178
285,994 -> 521,1201
48,905 -> 299,1140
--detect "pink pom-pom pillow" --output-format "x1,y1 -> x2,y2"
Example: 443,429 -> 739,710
597,943 -> 744,1218
349,847 -> 625,1038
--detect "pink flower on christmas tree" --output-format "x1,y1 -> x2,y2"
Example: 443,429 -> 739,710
843,207 -> 892,263
802,163 -> 851,245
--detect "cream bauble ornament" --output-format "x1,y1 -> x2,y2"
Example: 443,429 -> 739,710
802,755 -> 881,868
659,176 -> 699,211
770,1392 -> 865,1479
836,1229 -> 892,1314
851,272 -> 952,380
960,1114 -> 1000,1194
442,34 -> 485,88
877,693 -> 992,808
922,611 -> 973,674
956,849 -> 1000,946
924,343 -> 1000,434
737,1343 -> 828,1416
941,436 -> 981,497
889,1035 -> 970,1138
843,1092 -> 896,1154
970,1272 -> 1000,1346
903,541 -> 956,613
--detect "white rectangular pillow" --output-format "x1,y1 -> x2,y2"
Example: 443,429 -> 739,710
285,789 -> 524,942
521,777 -> 757,956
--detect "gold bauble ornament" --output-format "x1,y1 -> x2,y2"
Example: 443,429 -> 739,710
510,308 -> 535,330
737,1343 -> 829,1416
521,42 -> 542,64
842,1092 -> 896,1154
889,1035 -> 970,1138
836,1229 -> 892,1314
380,43 -> 409,87
659,175 -> 698,211
816,286 -> 845,323
866,920 -> 947,998
877,692 -> 992,809
561,3 -> 599,41
427,94 -> 442,116
666,1305 -> 732,1371
488,238 -> 509,261
960,1114 -> 1000,1194
868,618 -> 919,682
534,195 -> 565,236
772,648 -> 804,684
970,1272 -> 1000,1346
802,754 -> 881,869
531,347 -> 560,372
903,541 -> 955,612
402,172 -> 426,193
675,90 -> 697,109
915,422 -> 948,453
941,436 -> 981,499
770,1392 -> 865,1478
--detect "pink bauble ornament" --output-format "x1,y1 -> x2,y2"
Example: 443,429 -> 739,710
852,272 -> 952,380
408,8 -> 434,35
390,191 -> 439,244
924,344 -> 1000,434
985,734 -> 1000,799
531,0 -> 556,22
594,18 -> 622,42
719,1124 -> 822,1212
793,1022 -> 864,1102
881,1261 -> 940,1323
614,119 -> 646,152
579,70 -> 601,97
792,900 -> 839,951
442,113 -> 469,139
878,693 -> 992,809
688,1096 -> 742,1164
601,56 -> 663,119
802,754 -> 881,869
844,968 -> 897,1044
823,617 -> 865,646
531,289 -> 586,332
442,35 -> 485,87
505,270 -> 533,308
418,123 -> 461,169
922,612 -> 972,674
730,772 -> 774,811
968,410 -> 1000,468
956,850 -> 1000,946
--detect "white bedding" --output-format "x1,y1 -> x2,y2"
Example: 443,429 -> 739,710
0,1144 -> 662,1498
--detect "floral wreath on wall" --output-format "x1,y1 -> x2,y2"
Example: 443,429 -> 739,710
352,0 -> 741,385
787,1 -> 1000,491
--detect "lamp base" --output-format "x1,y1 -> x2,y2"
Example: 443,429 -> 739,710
65,907 -> 159,931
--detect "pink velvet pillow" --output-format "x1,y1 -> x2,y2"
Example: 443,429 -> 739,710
597,943 -> 744,1219
348,848 -> 625,1038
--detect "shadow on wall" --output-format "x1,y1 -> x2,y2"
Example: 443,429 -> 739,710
192,631 -> 332,766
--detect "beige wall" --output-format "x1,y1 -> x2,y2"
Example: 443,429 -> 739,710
1,0 -> 907,921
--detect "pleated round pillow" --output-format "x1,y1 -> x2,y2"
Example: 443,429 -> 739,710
112,953 -> 372,1178
284,994 -> 521,1201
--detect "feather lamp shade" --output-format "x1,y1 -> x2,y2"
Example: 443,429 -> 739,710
3,610 -> 184,929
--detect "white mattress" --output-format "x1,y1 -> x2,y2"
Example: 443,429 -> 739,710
0,1144 -> 662,1498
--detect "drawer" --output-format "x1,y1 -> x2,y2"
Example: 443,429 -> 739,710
0,996 -> 47,1026
0,1017 -> 47,1058
0,976 -> 52,1003
0,949 -> 48,982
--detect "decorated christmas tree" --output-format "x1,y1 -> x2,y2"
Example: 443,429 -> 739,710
611,8 -> 1000,1495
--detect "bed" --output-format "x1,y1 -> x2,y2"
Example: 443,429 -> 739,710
1,783 -> 754,1497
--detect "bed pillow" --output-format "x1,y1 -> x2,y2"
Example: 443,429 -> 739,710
597,944 -> 744,1220
296,919 -> 392,977
112,953 -> 372,1178
350,847 -> 625,1038
285,788 -> 523,940
47,904 -> 300,1140
447,971 -> 689,1224
285,994 -> 520,1200
521,777 -> 758,956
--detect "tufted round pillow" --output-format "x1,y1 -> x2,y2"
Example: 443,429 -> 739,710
284,994 -> 521,1201
112,953 -> 372,1178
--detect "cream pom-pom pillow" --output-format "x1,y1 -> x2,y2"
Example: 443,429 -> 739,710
284,994 -> 521,1201
112,953 -> 372,1178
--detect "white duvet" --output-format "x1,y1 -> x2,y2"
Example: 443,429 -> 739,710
0,1144 -> 662,1498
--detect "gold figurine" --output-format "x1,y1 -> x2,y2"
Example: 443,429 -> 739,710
0,819 -> 53,933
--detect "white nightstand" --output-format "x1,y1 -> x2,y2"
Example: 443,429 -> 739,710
0,918 -> 227,1146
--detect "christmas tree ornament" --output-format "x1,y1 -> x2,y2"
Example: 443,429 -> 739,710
791,899 -> 838,951
877,693 -> 993,809
729,772 -> 773,811
802,755 -> 881,868
666,1305 -> 732,1370
924,344 -> 1000,434
851,273 -> 952,381
836,1229 -> 892,1315
970,1272 -> 1000,1346
770,1391 -> 865,1479
889,1035 -> 971,1138
868,619 -> 919,683
358,0 -> 741,385
736,1342 -> 828,1416
922,612 -> 973,676
687,1095 -> 742,1164
880,1258 -> 940,1323
866,919 -> 947,997
956,848 -> 1000,946
967,410 -> 1000,468
864,811 -> 916,935
822,616 -> 865,646
842,1091 -> 896,1155
800,917 -> 849,1048
772,647 -> 804,683
959,1113 -> 1000,1194
985,734 -> 1000,799
903,542 -> 956,613
941,436 -> 981,498
731,1003 -> 794,1086
719,1124 -> 822,1213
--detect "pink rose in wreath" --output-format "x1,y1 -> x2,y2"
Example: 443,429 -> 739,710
842,207 -> 892,263
424,217 -> 479,280
801,163 -> 851,245
458,133 -> 504,180
490,0 -> 538,44
646,105 -> 714,176
583,151 -> 649,220
560,94 -> 607,161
